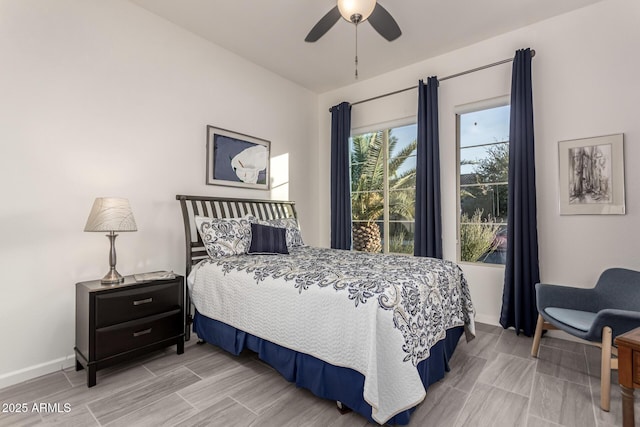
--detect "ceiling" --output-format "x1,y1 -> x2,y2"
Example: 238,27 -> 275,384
130,0 -> 603,93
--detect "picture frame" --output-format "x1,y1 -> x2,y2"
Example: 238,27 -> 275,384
558,133 -> 625,215
206,126 -> 270,190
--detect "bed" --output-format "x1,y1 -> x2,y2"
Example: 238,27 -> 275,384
176,195 -> 475,425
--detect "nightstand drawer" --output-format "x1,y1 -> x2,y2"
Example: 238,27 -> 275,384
95,310 -> 182,360
95,281 -> 181,327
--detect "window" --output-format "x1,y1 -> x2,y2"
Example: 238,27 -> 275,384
350,124 -> 417,254
458,104 -> 509,264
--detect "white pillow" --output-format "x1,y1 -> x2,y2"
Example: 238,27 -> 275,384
195,215 -> 255,258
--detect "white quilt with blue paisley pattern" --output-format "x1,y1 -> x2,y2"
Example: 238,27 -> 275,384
187,246 -> 475,424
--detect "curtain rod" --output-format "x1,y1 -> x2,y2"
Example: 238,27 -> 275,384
328,49 -> 535,112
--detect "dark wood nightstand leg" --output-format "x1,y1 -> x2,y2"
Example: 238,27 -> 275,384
621,385 -> 635,427
87,365 -> 97,388
75,359 -> 84,371
177,337 -> 184,355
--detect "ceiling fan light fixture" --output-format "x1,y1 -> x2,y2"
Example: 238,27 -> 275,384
337,0 -> 376,23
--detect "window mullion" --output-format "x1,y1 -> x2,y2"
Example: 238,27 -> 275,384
383,129 -> 390,254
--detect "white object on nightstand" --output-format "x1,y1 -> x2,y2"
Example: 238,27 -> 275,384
134,271 -> 176,282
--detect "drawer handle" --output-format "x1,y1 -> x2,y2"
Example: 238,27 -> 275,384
133,328 -> 152,337
133,298 -> 153,306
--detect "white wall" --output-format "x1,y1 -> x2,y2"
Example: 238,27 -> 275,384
0,0 -> 319,387
318,0 -> 640,325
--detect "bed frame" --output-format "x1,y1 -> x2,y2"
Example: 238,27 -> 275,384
175,195 -> 465,424
175,195 -> 298,339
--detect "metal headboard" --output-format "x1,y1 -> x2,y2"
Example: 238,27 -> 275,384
176,195 -> 298,340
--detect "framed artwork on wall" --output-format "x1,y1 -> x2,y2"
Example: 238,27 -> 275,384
558,133 -> 625,215
206,126 -> 270,190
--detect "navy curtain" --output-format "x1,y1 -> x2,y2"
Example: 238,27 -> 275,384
330,102 -> 352,250
499,48 -> 540,336
414,77 -> 442,259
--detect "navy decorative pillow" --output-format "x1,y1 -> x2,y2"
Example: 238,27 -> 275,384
248,223 -> 289,255
256,217 -> 305,248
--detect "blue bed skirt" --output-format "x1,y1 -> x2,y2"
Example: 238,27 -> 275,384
193,311 -> 464,425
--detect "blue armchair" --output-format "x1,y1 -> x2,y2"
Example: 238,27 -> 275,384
531,268 -> 640,411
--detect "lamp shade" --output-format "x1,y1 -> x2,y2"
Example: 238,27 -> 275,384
337,0 -> 376,22
84,197 -> 137,232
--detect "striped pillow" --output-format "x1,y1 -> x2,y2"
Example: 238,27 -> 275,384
248,223 -> 289,255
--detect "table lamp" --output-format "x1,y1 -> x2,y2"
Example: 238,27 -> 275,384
84,197 -> 137,285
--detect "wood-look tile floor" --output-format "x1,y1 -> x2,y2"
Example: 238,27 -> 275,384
1,323 -> 638,427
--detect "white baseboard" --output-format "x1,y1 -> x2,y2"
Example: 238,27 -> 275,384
0,354 -> 76,390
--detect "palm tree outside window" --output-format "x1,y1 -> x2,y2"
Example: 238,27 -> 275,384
349,124 -> 417,254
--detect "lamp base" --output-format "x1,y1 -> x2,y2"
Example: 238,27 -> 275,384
101,268 -> 124,285
100,232 -> 125,285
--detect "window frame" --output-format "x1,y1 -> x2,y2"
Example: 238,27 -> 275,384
350,118 -> 417,255
455,96 -> 510,267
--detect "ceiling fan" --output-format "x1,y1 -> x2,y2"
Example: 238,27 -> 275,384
305,0 -> 402,43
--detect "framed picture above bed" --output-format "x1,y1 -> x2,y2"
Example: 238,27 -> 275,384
558,133 -> 625,215
206,126 -> 270,190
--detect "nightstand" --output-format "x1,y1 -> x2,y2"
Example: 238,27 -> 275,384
74,275 -> 184,387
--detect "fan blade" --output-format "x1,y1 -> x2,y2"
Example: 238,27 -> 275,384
368,3 -> 402,41
305,6 -> 341,42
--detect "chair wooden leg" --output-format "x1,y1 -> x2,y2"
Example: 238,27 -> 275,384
600,326 -> 612,412
531,314 -> 544,357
